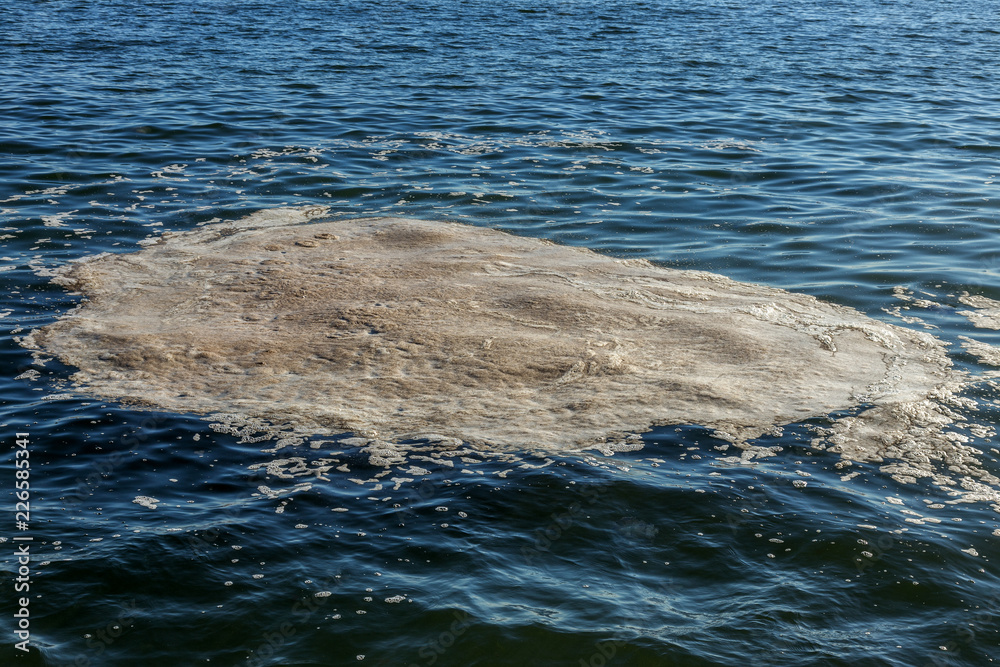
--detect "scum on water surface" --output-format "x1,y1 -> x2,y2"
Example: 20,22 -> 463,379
19,206 -> 1000,505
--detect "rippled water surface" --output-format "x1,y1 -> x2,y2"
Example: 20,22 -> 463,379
2,1 -> 1000,665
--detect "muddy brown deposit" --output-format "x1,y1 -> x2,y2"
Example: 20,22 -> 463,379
27,207 -> 955,450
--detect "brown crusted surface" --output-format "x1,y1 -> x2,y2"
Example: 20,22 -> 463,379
27,207 -> 955,450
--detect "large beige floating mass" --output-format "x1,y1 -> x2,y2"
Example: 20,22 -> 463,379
28,207 -> 957,452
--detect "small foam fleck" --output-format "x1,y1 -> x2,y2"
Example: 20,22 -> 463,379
132,496 -> 159,509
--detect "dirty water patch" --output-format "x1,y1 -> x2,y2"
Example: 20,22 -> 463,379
21,207 -> 997,499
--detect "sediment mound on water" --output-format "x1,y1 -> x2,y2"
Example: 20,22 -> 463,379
24,207 -> 964,459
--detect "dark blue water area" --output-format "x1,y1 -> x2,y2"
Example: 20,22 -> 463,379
3,0 -> 1000,665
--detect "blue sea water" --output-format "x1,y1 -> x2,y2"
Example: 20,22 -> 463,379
2,0 -> 1000,665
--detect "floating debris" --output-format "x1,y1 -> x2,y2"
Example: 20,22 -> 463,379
22,207 -> 997,497
132,496 -> 160,509
958,293 -> 1000,330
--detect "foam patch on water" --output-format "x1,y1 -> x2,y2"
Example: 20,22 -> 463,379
958,293 -> 1000,330
21,207 -> 997,497
960,336 -> 1000,367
